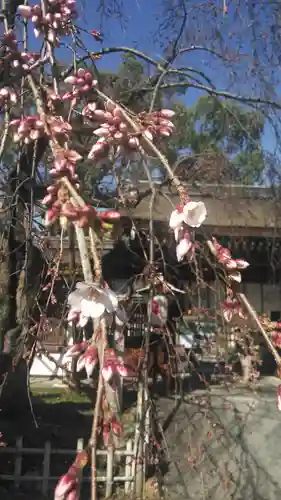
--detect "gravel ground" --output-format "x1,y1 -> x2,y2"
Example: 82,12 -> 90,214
156,376 -> 281,500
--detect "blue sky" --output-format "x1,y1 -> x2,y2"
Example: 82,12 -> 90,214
20,0 -> 281,157
77,0 -> 280,155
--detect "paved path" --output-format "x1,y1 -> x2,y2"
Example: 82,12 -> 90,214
157,377 -> 281,500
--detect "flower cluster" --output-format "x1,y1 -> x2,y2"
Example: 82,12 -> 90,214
221,295 -> 245,323
82,100 -> 175,159
0,88 -> 17,110
102,348 -> 135,382
10,116 -> 45,143
169,200 -> 207,262
67,282 -> 126,326
211,238 -> 249,283
63,68 -> 97,101
10,114 -> 73,144
18,0 -> 77,44
0,30 -> 42,75
66,342 -> 98,378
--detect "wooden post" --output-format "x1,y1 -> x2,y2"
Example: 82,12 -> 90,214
14,437 -> 23,488
134,380 -> 145,498
125,439 -> 133,494
76,438 -> 84,499
105,445 -> 114,498
42,441 -> 51,495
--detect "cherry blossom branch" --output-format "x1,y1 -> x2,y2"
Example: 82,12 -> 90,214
238,293 -> 281,368
141,81 -> 281,110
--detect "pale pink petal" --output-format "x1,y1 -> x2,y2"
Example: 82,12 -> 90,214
169,209 -> 184,230
77,314 -> 89,328
235,259 -> 249,269
176,238 -> 192,262
225,259 -> 237,270
228,271 -> 242,283
160,109 -> 175,118
94,127 -> 111,137
80,298 -> 105,318
174,226 -> 184,242
76,354 -> 86,372
85,358 -> 97,378
222,308 -> 233,323
65,341 -> 88,358
66,489 -> 79,500
54,471 -> 78,500
158,127 -> 171,137
182,201 -> 207,228
64,76 -> 78,85
158,119 -> 174,128
101,363 -> 114,382
116,363 -> 135,377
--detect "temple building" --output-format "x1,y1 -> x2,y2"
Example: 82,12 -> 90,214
30,182 -> 281,377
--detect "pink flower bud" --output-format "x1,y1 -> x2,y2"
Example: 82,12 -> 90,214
79,84 -> 90,93
159,108 -> 175,118
94,127 -> 110,137
113,107 -> 123,118
77,68 -> 86,78
119,122 -> 127,132
10,119 -> 21,127
159,119 -> 174,128
84,72 -> 93,83
93,109 -> 107,119
65,341 -> 88,358
62,92 -> 74,100
41,194 -> 53,205
98,210 -> 120,220
128,137 -> 139,148
158,128 -> 171,137
47,185 -> 58,193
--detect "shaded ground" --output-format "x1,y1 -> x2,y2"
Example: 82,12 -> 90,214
1,372 -> 281,499
157,376 -> 281,500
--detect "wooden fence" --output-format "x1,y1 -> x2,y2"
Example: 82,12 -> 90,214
0,437 -> 135,498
